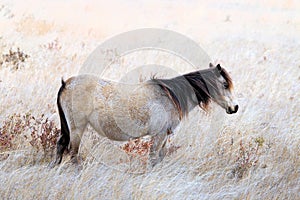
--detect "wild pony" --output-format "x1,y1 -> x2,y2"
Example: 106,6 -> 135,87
52,63 -> 238,167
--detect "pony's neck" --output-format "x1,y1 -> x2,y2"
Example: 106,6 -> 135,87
170,75 -> 200,112
182,70 -> 211,111
151,75 -> 199,119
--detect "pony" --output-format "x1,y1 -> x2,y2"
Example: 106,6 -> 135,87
52,63 -> 238,167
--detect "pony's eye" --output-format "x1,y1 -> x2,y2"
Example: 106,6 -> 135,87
224,83 -> 229,89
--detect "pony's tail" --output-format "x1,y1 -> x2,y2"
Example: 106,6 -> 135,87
54,78 -> 70,165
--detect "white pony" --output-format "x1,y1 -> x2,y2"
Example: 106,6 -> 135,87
52,64 -> 238,166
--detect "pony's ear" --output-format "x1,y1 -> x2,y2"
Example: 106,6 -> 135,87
209,63 -> 214,68
216,64 -> 222,71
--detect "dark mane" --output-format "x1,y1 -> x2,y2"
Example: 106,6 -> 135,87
183,71 -> 211,111
150,76 -> 195,119
150,70 -> 213,119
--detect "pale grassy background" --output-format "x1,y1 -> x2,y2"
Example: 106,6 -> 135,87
0,0 -> 299,199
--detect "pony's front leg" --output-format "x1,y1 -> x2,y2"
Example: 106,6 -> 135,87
149,131 -> 168,167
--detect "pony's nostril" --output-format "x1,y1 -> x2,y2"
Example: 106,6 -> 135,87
235,105 -> 239,112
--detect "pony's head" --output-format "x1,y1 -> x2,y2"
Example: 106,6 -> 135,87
206,63 -> 238,114
183,63 -> 239,114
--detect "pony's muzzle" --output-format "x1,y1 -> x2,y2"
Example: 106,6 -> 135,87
227,104 -> 239,114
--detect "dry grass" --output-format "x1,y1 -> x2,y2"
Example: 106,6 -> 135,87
0,0 -> 299,199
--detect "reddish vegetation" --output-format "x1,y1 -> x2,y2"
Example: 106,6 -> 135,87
121,137 -> 181,164
122,138 -> 153,163
41,38 -> 62,51
0,47 -> 29,70
0,113 -> 60,153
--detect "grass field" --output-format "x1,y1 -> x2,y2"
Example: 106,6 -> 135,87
0,0 -> 299,199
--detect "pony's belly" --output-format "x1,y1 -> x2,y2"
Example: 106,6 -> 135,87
89,112 -> 148,141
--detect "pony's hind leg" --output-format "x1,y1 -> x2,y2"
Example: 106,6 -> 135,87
149,131 -> 168,167
69,123 -> 86,164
